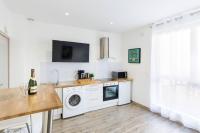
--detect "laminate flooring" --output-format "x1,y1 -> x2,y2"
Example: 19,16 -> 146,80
53,103 -> 199,133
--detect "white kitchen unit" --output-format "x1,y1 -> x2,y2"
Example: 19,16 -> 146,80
53,88 -> 63,120
118,81 -> 131,105
84,84 -> 103,112
53,80 -> 132,119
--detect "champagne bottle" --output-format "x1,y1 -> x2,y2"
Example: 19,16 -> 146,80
28,69 -> 37,95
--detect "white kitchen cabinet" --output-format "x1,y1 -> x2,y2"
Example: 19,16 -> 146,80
53,88 -> 62,120
84,84 -> 103,112
118,81 -> 131,105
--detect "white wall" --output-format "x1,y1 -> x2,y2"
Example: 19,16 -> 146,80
122,26 -> 152,107
23,21 -> 123,83
0,0 -> 12,33
0,0 -> 123,87
16,21 -> 123,86
0,0 -> 29,87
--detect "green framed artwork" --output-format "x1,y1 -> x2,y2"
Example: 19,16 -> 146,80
128,48 -> 141,63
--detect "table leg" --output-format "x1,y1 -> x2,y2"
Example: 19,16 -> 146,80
47,110 -> 53,133
42,110 -> 53,133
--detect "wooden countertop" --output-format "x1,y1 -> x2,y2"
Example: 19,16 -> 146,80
52,80 -> 101,88
0,85 -> 62,121
103,78 -> 133,82
46,78 -> 133,88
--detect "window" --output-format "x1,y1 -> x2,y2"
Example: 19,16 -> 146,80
151,24 -> 200,131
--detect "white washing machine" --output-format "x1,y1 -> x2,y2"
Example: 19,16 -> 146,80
62,86 -> 85,118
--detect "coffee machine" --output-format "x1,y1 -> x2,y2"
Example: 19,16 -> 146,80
77,70 -> 85,79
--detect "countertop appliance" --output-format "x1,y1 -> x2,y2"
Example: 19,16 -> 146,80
112,71 -> 128,79
62,86 -> 85,118
103,81 -> 119,101
52,40 -> 89,62
77,70 -> 85,79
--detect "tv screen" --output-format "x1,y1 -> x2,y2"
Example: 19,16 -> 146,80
52,40 -> 89,62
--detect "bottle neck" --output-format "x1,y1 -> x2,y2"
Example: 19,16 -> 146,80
31,73 -> 35,79
31,69 -> 35,78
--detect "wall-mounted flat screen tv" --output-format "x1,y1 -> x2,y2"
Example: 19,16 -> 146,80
52,40 -> 89,62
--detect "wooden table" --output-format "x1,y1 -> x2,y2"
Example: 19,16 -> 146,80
0,85 -> 62,133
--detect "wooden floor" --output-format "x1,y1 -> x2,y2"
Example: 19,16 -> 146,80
53,103 -> 199,133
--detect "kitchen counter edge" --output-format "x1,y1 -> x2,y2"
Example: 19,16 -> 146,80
42,78 -> 133,89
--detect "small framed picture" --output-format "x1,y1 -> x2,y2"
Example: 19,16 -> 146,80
128,48 -> 141,63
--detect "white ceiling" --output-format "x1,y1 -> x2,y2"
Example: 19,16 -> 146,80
3,0 -> 200,32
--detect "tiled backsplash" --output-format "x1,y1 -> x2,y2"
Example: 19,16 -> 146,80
40,62 -> 123,83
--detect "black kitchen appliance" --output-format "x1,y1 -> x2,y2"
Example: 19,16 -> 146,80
103,82 -> 119,101
77,70 -> 85,79
112,71 -> 128,79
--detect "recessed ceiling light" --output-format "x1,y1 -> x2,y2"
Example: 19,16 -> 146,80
27,18 -> 35,21
110,22 -> 114,25
65,12 -> 70,16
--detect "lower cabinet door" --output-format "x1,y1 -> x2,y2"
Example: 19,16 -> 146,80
118,81 -> 131,105
84,84 -> 103,111
53,88 -> 62,120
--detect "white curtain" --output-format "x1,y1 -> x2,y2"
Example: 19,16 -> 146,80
151,24 -> 200,131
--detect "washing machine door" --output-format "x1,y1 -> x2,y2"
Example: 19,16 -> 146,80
65,92 -> 82,109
